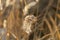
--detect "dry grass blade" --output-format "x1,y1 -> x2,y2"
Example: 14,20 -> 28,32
44,18 -> 54,39
48,14 -> 60,40
56,13 -> 60,19
41,33 -> 51,40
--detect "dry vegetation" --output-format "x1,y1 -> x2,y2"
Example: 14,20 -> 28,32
0,0 -> 60,40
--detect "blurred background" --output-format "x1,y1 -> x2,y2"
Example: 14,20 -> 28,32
0,0 -> 60,40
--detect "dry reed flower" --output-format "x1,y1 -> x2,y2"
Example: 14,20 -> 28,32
0,0 -> 3,10
23,1 -> 38,16
6,0 -> 15,7
3,20 -> 7,28
22,15 -> 37,34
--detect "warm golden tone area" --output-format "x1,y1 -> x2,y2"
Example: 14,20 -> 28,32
0,0 -> 60,40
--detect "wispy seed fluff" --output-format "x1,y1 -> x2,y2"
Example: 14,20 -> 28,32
22,15 -> 37,34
